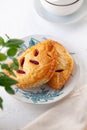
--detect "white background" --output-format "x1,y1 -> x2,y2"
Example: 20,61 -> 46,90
0,0 -> 87,130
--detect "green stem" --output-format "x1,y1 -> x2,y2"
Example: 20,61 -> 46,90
5,34 -> 10,40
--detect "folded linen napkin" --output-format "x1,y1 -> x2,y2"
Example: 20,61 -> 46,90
22,83 -> 87,130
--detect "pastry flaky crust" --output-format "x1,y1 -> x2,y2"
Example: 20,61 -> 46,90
5,40 -> 57,88
48,41 -> 74,90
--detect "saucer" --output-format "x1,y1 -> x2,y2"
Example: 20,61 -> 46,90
34,0 -> 87,24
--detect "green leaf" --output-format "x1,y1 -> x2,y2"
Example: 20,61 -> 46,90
0,37 -> 5,46
7,47 -> 17,57
0,72 -> 18,94
10,58 -> 19,71
6,39 -> 24,48
0,53 -> 7,61
1,63 -> 9,70
5,86 -> 15,94
0,97 -> 3,109
1,63 -> 16,77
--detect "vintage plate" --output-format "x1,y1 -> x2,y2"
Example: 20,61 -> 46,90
34,0 -> 87,24
13,35 -> 80,104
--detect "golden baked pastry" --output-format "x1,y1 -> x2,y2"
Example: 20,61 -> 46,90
48,41 -> 74,90
5,40 -> 57,88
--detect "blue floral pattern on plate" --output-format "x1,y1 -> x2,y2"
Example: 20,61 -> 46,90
15,85 -> 63,104
13,35 -> 79,104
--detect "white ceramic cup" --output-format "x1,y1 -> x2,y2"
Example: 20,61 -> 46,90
45,0 -> 80,5
40,0 -> 84,16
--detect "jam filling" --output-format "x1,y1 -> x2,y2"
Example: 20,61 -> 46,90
55,69 -> 64,72
17,70 -> 25,74
34,49 -> 39,56
29,59 -> 39,65
20,57 -> 25,67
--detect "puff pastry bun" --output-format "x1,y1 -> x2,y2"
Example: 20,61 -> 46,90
48,41 -> 74,90
5,40 -> 57,88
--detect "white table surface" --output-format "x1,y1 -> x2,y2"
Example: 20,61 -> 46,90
0,0 -> 87,130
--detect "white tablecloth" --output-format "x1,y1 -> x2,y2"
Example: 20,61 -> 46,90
0,0 -> 87,130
